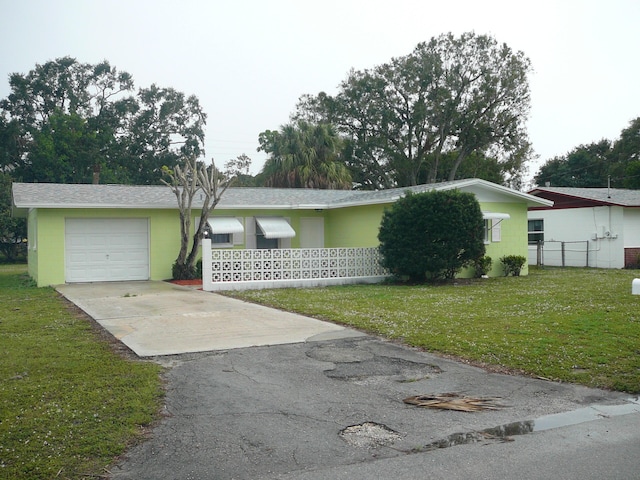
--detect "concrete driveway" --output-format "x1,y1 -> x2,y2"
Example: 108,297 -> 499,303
56,281 -> 364,356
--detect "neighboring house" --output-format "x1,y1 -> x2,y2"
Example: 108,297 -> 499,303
12,178 -> 551,287
527,187 -> 640,269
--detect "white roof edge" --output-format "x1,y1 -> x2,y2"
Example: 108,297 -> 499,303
13,202 -> 173,210
454,178 -> 554,207
220,204 -> 332,210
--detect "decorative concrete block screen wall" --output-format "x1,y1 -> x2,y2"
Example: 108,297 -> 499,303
201,239 -> 389,291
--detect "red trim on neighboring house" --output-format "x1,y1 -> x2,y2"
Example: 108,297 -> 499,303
527,190 -> 620,210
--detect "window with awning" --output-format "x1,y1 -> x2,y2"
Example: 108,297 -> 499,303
255,217 -> 296,239
207,217 -> 244,235
482,212 -> 510,221
207,217 -> 244,246
482,212 -> 510,243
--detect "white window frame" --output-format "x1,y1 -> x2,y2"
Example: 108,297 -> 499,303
484,219 -> 491,244
528,219 -> 544,244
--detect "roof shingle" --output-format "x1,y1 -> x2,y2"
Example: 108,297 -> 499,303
12,178 -> 550,215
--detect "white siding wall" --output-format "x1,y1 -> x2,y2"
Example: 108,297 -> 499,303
623,208 -> 640,249
528,206 -> 625,268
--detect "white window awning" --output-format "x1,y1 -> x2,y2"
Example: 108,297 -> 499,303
255,217 -> 296,239
208,217 -> 244,234
482,212 -> 511,220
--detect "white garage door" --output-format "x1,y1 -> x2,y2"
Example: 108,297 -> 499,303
65,218 -> 150,283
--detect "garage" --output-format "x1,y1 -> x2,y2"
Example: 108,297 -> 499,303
65,218 -> 150,283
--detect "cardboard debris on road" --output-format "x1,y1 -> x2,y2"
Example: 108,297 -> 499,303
403,393 -> 503,412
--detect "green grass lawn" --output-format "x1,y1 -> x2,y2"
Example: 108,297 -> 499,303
0,265 -> 164,479
226,267 -> 640,393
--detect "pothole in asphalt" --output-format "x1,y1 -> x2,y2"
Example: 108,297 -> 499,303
306,344 -> 375,363
339,422 -> 402,448
326,356 -> 441,384
306,344 -> 442,384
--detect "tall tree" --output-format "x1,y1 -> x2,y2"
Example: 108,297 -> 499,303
0,57 -> 206,185
611,117 -> 640,188
533,118 -> 640,189
0,172 -> 26,261
258,121 -> 352,189
295,32 -> 532,189
121,85 -> 206,184
534,140 -> 612,187
427,151 -> 506,185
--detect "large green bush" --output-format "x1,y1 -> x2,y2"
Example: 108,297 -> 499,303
378,190 -> 485,281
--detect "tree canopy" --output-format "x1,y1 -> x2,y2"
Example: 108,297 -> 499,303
0,172 -> 26,261
0,56 -> 206,185
534,117 -> 640,188
294,32 -> 533,190
258,121 -> 352,189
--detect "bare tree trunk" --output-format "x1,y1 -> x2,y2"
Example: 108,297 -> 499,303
162,155 -> 251,279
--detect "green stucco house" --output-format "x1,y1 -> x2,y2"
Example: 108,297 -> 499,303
11,178 -> 552,287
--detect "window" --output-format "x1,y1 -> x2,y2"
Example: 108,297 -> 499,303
254,217 -> 295,249
204,217 -> 244,248
482,213 -> 508,244
210,233 -> 231,245
256,234 -> 279,249
528,219 -> 544,244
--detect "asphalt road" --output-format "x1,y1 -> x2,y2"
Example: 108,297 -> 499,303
109,336 -> 640,480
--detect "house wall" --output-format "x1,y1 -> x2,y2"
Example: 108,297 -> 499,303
623,208 -> 640,249
480,202 -> 530,277
30,208 -> 182,286
324,204 -> 386,248
29,196 -> 534,286
527,206 -> 625,268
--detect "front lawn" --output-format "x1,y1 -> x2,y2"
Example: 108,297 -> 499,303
226,267 -> 640,393
0,265 -> 164,479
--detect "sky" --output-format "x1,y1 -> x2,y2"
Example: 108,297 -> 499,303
1,0 -> 639,186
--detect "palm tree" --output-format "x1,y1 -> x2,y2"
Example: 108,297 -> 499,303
258,121 -> 352,189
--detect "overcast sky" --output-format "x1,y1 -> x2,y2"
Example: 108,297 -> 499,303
1,0 -> 639,186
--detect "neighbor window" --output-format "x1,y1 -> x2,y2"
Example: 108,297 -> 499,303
528,219 -> 544,244
484,219 -> 490,243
